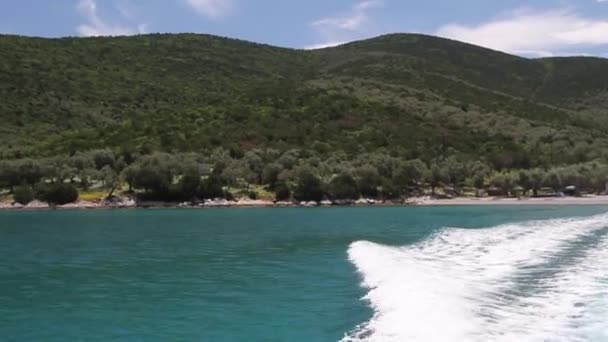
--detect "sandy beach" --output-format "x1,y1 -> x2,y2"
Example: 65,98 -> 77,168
418,196 -> 608,206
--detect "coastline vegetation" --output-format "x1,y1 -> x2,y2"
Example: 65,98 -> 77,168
1,148 -> 607,206
1,33 -> 608,206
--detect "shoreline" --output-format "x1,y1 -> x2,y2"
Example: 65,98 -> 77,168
2,196 -> 608,211
417,196 -> 608,206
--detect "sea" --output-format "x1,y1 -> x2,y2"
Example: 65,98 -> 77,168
1,206 -> 608,341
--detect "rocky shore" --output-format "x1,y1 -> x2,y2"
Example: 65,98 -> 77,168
0,196 -> 403,211
0,197 -> 137,211
2,195 -> 608,211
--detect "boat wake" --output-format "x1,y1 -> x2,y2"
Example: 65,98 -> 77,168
343,213 -> 608,342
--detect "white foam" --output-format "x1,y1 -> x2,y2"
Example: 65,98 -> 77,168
343,213 -> 608,342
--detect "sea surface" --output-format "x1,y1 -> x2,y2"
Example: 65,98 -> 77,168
1,206 -> 608,341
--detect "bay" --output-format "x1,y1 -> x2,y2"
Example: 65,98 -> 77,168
1,206 -> 607,341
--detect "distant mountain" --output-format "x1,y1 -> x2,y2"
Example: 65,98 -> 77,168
1,33 -> 607,166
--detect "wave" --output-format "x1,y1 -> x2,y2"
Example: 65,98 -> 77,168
342,213 -> 608,342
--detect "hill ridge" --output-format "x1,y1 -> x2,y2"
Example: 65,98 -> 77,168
0,32 -> 607,168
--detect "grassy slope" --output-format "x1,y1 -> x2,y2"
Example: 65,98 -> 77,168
1,33 -> 607,162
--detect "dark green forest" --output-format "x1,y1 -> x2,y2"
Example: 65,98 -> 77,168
1,33 -> 608,203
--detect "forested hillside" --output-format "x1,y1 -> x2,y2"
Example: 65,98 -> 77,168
1,33 -> 608,203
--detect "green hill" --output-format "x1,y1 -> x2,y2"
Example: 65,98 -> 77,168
1,32 -> 608,168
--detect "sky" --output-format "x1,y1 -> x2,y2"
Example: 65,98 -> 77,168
1,0 -> 608,57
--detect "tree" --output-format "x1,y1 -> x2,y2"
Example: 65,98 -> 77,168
543,169 -> 563,193
294,170 -> 324,202
39,183 -> 79,205
530,168 -> 545,197
444,157 -> 466,191
0,161 -> 17,190
490,172 -> 517,197
13,185 -> 34,205
277,150 -> 299,170
98,165 -> 117,187
15,159 -> 43,186
393,159 -> 428,192
99,165 -> 120,198
560,167 -> 583,189
590,165 -> 608,193
365,153 -> 397,179
132,153 -> 175,194
121,165 -> 138,192
379,178 -> 400,200
70,153 -> 95,189
274,181 -> 291,201
405,159 -> 428,186
469,161 -> 490,193
44,157 -> 75,184
428,162 -> 447,196
210,147 -> 231,175
473,173 -> 486,197
262,163 -> 282,188
222,159 -> 255,187
503,172 -> 518,197
91,149 -> 116,170
356,165 -> 380,198
518,170 -> 532,196
489,173 -> 507,196
179,165 -> 201,200
243,151 -> 263,184
329,173 -> 359,200
199,174 -> 225,199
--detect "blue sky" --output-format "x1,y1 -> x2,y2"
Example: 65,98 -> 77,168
1,0 -> 608,56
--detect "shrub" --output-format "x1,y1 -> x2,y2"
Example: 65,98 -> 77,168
224,191 -> 235,201
262,163 -> 282,187
199,175 -> 225,199
393,159 -> 428,188
132,153 -> 175,193
179,169 -> 201,200
13,185 -> 34,205
356,165 -> 380,198
294,170 -> 324,202
39,183 -> 79,205
34,183 -> 51,202
274,182 -> 291,201
543,170 -> 563,193
168,184 -> 190,202
380,178 -> 400,200
91,149 -> 115,170
473,173 -> 485,191
329,174 -> 359,200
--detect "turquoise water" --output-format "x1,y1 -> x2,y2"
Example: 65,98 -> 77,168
1,206 -> 608,341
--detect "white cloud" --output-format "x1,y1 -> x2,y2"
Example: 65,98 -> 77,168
185,0 -> 234,18
306,0 -> 383,49
76,0 -> 146,37
436,8 -> 608,56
